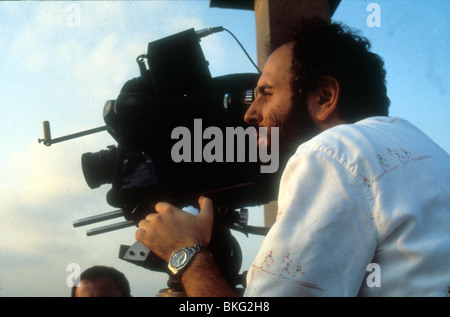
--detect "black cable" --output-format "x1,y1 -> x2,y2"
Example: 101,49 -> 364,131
197,26 -> 261,74
222,27 -> 261,74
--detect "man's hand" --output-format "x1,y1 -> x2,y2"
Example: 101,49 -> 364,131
135,196 -> 236,297
135,196 -> 214,262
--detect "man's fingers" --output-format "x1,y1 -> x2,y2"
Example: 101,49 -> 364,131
198,196 -> 214,221
154,202 -> 175,214
138,218 -> 150,228
145,212 -> 158,222
135,227 -> 147,241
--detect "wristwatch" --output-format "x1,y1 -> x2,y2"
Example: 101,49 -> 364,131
168,244 -> 209,277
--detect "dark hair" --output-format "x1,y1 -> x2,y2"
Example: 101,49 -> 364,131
273,18 -> 390,123
71,265 -> 131,297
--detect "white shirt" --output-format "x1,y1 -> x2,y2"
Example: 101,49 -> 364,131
245,117 -> 450,296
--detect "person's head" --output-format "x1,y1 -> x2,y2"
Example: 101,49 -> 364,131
71,265 -> 131,297
245,18 -> 390,157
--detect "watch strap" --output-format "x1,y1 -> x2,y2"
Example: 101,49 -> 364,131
168,244 -> 210,278
187,244 -> 208,254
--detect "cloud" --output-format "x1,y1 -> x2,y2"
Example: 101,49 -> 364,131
1,143 -> 86,207
0,1 -> 263,297
0,141 -> 103,263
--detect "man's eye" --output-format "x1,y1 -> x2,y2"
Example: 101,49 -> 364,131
263,88 -> 274,95
254,87 -> 274,98
259,88 -> 274,96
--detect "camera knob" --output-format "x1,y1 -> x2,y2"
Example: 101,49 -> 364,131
238,208 -> 249,227
103,100 -> 116,125
243,89 -> 254,107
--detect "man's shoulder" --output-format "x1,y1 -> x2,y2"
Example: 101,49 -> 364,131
294,116 -> 428,164
299,117 -> 390,152
295,115 -> 449,166
319,116 -> 409,140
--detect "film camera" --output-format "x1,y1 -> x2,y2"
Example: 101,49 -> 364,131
40,28 -> 280,290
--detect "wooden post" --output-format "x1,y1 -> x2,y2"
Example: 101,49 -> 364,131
254,0 -> 331,67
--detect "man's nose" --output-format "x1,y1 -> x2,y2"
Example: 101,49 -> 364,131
244,101 -> 263,126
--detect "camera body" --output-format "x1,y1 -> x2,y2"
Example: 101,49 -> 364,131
80,29 -> 279,284
82,28 -> 279,223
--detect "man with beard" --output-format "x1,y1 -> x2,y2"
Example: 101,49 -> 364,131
135,19 -> 450,297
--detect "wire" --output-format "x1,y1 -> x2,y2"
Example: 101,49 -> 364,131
222,27 -> 261,74
196,26 -> 261,74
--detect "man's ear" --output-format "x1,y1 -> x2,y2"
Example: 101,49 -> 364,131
309,75 -> 340,122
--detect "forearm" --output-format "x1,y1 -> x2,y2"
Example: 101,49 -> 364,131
181,252 -> 237,297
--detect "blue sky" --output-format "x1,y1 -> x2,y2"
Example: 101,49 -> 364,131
0,0 -> 448,297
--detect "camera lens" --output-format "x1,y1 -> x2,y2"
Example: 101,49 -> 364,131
81,146 -> 117,189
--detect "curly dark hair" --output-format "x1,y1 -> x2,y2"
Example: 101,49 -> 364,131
272,18 -> 390,123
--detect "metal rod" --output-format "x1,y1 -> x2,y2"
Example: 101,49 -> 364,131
86,220 -> 135,236
39,121 -> 107,146
73,210 -> 124,228
47,126 -> 107,145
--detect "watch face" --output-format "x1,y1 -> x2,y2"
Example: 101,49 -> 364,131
170,249 -> 188,269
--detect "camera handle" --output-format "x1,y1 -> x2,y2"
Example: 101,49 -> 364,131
38,120 -> 107,146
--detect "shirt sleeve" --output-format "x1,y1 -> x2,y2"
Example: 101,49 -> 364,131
245,147 -> 378,296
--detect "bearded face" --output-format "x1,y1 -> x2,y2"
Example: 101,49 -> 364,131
244,43 -> 320,166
